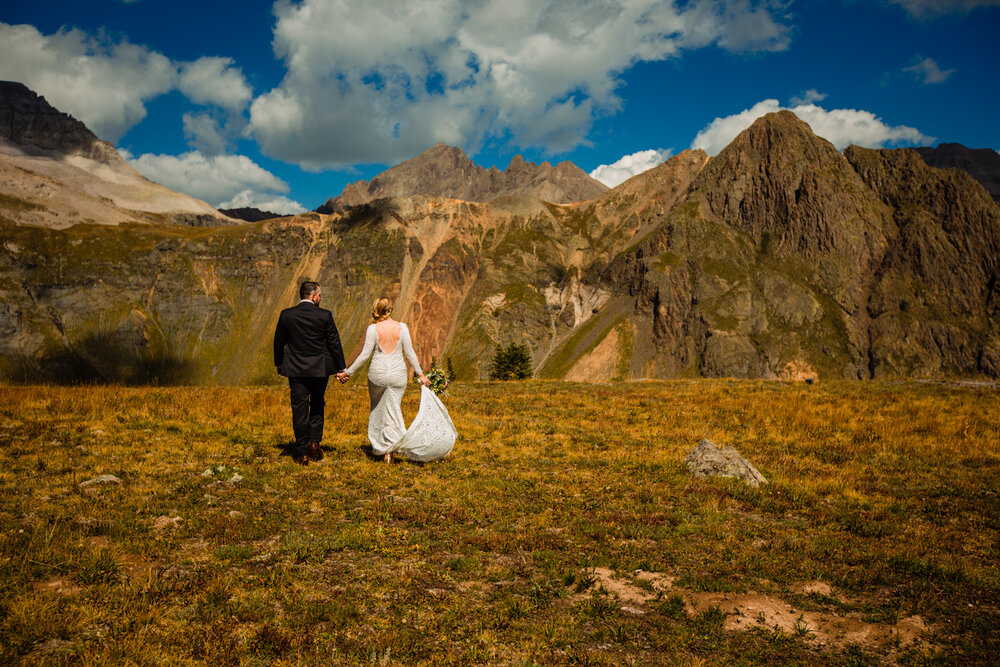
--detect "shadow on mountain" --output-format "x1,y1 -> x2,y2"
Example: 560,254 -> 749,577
3,333 -> 202,385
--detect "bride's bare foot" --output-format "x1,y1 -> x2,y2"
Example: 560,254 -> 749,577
384,453 -> 392,463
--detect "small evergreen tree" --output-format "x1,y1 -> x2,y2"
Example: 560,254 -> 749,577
446,357 -> 456,381
489,342 -> 533,380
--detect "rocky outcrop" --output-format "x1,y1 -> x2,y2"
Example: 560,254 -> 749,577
914,143 -> 1000,204
318,142 -> 608,212
0,81 -> 118,163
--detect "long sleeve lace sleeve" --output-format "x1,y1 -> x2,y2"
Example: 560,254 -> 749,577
344,325 -> 376,376
400,324 -> 423,376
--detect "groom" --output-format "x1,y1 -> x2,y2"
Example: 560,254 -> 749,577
273,281 -> 346,465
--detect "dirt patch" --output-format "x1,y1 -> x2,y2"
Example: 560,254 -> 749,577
152,515 -> 182,530
790,580 -> 833,596
582,568 -> 932,653
33,578 -> 82,596
565,328 -> 619,382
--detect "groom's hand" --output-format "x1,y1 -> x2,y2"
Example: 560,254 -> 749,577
336,371 -> 349,383
276,366 -> 284,377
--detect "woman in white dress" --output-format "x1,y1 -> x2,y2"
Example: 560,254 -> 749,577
338,297 -> 455,463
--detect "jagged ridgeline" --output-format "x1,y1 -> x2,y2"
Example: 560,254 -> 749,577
1,96 -> 998,382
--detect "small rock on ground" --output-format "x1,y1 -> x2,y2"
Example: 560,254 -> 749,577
79,474 -> 121,488
684,439 -> 767,487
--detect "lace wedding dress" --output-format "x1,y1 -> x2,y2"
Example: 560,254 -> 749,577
344,322 -> 456,461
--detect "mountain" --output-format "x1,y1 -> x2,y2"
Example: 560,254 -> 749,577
219,207 -> 285,222
0,81 -> 234,228
1,107 -> 997,384
317,142 -> 608,213
913,143 -> 1000,204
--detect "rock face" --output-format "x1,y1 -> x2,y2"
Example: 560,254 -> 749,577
0,81 -> 234,228
1,107 -> 998,383
0,81 -> 119,163
318,142 -> 608,212
914,143 -> 1000,204
684,439 -> 768,487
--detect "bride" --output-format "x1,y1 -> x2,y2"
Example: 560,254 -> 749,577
337,297 -> 456,463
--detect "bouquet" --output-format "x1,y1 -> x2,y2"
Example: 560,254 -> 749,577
422,367 -> 450,395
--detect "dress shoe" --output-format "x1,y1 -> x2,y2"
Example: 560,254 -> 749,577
307,442 -> 323,461
294,454 -> 310,466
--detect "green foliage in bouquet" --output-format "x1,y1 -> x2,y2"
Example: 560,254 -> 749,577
419,367 -> 450,395
489,342 -> 533,380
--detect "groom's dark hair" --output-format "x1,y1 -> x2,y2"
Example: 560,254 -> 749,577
299,281 -> 320,300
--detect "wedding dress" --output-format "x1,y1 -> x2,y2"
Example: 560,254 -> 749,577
344,322 -> 456,461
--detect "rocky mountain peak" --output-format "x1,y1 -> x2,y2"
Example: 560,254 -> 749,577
0,81 -> 120,163
693,111 -> 880,255
318,142 -> 607,212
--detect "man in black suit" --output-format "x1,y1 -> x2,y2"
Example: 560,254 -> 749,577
273,281 -> 346,465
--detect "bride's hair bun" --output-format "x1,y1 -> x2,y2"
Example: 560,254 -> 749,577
371,297 -> 393,323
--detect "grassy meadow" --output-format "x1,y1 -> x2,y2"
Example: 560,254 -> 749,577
1,379 -> 998,665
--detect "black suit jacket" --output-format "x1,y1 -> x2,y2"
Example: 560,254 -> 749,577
273,301 -> 346,378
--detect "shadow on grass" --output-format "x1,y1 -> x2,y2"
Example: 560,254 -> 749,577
3,332 -> 202,385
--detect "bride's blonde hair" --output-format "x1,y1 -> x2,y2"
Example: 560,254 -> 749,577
370,297 -> 393,324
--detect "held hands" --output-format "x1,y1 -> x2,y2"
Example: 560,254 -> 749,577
336,371 -> 349,383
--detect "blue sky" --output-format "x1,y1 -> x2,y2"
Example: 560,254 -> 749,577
2,0 -> 998,213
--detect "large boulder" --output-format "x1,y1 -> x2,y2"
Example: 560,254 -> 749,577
684,438 -> 768,487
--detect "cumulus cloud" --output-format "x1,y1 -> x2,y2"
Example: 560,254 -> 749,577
589,148 -> 673,187
790,88 -> 827,106
0,22 -> 176,142
889,0 -> 1000,18
178,57 -> 252,111
125,150 -> 305,214
218,189 -> 306,215
904,56 -> 955,84
0,23 -> 253,144
249,0 -> 795,169
690,99 -> 933,154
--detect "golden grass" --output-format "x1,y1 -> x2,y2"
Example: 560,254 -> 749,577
1,380 -> 998,664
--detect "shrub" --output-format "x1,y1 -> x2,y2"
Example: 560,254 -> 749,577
489,342 -> 533,380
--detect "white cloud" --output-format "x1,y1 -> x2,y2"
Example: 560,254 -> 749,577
790,88 -> 827,106
589,148 -> 673,187
249,0 -> 794,169
218,189 -> 306,215
690,99 -> 933,154
0,22 -> 176,142
178,57 -> 252,111
903,57 -> 955,84
0,23 -> 253,144
125,150 -> 304,213
890,0 -> 1000,18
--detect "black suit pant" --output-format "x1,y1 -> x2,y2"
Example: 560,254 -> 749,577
288,376 -> 328,455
